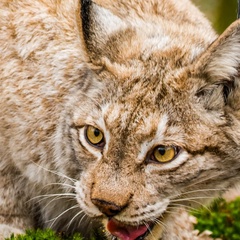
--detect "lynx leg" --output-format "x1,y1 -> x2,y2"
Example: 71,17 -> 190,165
0,171 -> 34,239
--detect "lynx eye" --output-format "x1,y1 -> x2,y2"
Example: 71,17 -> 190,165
151,145 -> 178,163
85,125 -> 105,148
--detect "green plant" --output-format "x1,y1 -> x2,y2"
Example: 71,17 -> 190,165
4,226 -> 107,240
5,229 -> 84,240
193,197 -> 240,240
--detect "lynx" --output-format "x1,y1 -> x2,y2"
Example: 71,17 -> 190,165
0,0 -> 240,239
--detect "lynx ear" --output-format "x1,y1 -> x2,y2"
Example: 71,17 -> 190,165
80,0 -> 127,58
195,20 -> 240,111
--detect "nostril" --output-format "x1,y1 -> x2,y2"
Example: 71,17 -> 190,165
91,198 -> 123,217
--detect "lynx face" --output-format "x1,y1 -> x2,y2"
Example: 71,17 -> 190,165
70,2 -> 240,239
72,48 -> 240,239
1,0 -> 240,240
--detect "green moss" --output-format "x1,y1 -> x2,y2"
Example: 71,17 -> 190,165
193,197 -> 240,240
5,229 -> 84,240
5,226 -> 107,240
4,228 -> 102,240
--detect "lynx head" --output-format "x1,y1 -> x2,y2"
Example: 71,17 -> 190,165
68,1 -> 240,239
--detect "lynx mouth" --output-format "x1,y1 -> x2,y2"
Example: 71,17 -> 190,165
107,218 -> 154,240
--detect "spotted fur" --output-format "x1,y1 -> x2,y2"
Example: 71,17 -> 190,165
0,0 -> 240,239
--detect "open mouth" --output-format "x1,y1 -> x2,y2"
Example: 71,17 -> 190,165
107,218 -> 154,240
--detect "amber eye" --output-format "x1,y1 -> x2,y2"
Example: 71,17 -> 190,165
151,145 -> 178,163
85,125 -> 105,148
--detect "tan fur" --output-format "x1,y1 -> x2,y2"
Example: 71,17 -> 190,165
0,0 -> 240,239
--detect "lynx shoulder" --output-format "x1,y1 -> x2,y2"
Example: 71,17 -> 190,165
0,0 -> 240,239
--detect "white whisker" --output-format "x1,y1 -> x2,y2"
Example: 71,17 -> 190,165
28,193 -> 76,207
30,193 -> 76,201
44,182 -> 76,190
31,162 -> 77,183
143,221 -> 156,240
66,209 -> 85,231
169,188 -> 225,200
172,199 -> 211,212
77,213 -> 88,228
155,218 -> 167,232
171,196 -> 213,202
168,204 -> 197,212
48,204 -> 80,228
153,218 -> 168,239
41,195 -> 77,212
186,172 -> 224,188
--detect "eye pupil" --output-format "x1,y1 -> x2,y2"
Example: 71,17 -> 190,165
94,129 -> 100,137
157,147 -> 166,156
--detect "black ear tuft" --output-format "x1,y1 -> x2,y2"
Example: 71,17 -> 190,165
80,0 -> 92,43
79,0 -> 127,60
222,80 -> 235,104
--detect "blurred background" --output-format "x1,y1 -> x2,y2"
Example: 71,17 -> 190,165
192,0 -> 238,33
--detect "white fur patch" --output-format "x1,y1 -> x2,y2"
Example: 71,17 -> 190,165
190,46 -> 205,61
92,3 -> 127,38
138,114 -> 168,161
102,103 -> 120,124
207,33 -> 240,80
142,34 -> 170,58
75,178 -> 101,217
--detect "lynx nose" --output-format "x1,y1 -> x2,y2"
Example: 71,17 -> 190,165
91,198 -> 124,217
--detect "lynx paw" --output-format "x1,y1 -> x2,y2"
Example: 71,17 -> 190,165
0,224 -> 24,240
